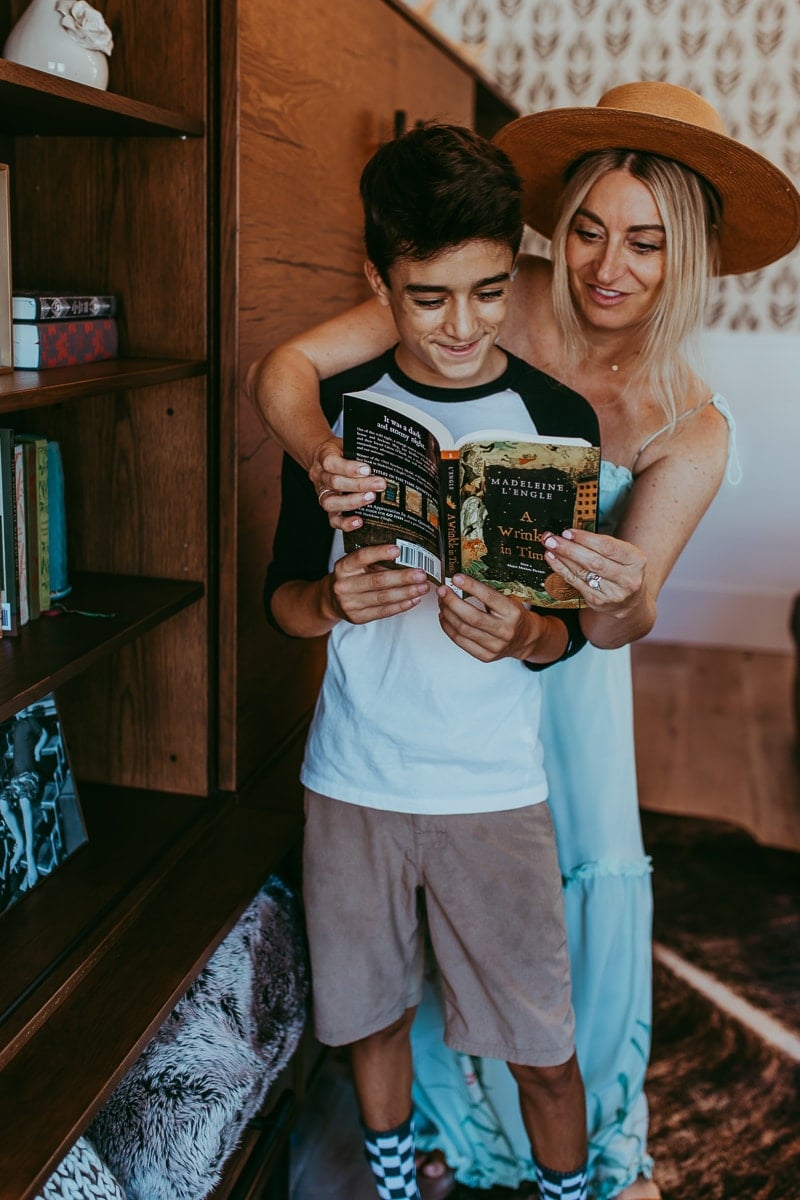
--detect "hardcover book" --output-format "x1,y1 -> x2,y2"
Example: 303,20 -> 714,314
18,439 -> 40,621
13,292 -> 118,321
17,435 -> 49,613
0,693 -> 88,918
12,317 -> 119,370
13,443 -> 28,627
0,428 -> 20,635
343,389 -> 600,608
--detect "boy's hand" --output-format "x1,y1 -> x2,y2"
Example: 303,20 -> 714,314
325,544 -> 429,625
436,574 -> 565,664
310,436 -> 386,533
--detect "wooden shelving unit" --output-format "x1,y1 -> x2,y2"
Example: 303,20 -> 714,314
0,2 -> 521,1196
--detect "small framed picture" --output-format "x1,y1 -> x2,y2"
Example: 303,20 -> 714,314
0,692 -> 87,917
0,164 -> 10,374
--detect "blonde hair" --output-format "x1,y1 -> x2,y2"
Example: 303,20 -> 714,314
549,149 -> 721,424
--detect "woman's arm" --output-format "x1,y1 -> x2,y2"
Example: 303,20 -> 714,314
542,402 -> 730,649
247,297 -> 396,500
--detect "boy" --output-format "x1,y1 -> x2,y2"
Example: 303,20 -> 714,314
264,125 -> 598,1200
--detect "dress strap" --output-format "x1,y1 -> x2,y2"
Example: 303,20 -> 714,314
629,398 -> 709,473
629,394 -> 741,485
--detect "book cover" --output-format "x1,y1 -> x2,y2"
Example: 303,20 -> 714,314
13,292 -> 118,321
0,428 -> 20,635
13,443 -> 29,627
19,439 -> 41,620
0,693 -> 88,918
17,435 -> 49,613
12,318 -> 119,369
342,389 -> 600,608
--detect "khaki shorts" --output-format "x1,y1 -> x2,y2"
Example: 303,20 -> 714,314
302,791 -> 574,1067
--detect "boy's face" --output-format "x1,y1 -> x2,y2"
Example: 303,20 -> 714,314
365,240 -> 514,388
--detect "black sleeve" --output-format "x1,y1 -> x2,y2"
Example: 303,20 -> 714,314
523,606 -> 587,672
263,451 -> 334,636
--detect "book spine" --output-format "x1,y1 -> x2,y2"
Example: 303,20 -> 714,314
13,318 -> 118,369
21,440 -> 41,620
34,439 -> 50,612
47,440 -> 70,601
0,429 -> 20,635
439,451 -> 461,580
13,294 -> 118,320
14,444 -> 29,626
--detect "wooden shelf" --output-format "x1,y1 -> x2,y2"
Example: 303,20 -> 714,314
0,59 -> 203,136
0,797 -> 303,1200
0,359 -> 207,413
0,572 -> 204,721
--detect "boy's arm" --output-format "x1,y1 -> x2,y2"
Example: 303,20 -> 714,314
265,450 -> 428,638
437,574 -> 585,667
272,546 -> 429,638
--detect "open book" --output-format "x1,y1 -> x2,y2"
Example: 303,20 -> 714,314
342,389 -> 601,608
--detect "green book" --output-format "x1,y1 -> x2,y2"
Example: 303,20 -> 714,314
16,435 -> 49,613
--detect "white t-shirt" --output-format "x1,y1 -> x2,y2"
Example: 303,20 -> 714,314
301,365 -> 550,815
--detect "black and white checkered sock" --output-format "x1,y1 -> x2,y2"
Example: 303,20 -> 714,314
535,1158 -> 588,1200
362,1113 -> 420,1200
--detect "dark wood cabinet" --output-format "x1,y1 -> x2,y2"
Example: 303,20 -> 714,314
0,2 -> 515,1196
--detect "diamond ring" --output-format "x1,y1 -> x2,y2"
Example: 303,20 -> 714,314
586,572 -> 602,590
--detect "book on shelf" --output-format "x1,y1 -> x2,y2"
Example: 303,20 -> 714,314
12,291 -> 118,321
342,389 -> 601,608
16,434 -> 50,614
0,428 -> 20,635
0,692 -> 88,919
12,317 -> 119,370
13,443 -> 29,627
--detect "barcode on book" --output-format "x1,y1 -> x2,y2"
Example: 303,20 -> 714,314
395,539 -> 442,583
0,602 -> 9,631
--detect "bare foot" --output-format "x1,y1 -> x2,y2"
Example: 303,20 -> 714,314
415,1150 -> 455,1200
615,1179 -> 662,1199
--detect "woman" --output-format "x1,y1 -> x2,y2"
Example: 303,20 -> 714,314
248,83 -> 800,1199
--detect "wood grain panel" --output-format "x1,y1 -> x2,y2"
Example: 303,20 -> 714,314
633,643 -> 799,852
230,0 -> 477,787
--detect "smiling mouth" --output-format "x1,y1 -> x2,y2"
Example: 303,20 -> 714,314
590,284 -> 625,300
439,339 -> 480,354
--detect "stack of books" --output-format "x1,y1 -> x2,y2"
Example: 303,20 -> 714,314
0,430 -> 68,636
12,290 -> 119,369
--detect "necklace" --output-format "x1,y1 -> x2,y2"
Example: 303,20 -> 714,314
610,363 -> 621,372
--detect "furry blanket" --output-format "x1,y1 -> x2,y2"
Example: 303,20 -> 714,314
88,875 -> 309,1200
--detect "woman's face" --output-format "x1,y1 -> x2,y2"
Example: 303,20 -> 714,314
565,168 -> 666,335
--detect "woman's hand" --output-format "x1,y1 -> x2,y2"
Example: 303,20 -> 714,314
310,436 -> 386,532
541,528 -> 648,617
326,544 -> 429,625
436,574 -> 567,664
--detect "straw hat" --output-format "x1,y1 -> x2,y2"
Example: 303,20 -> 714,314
493,81 -> 800,275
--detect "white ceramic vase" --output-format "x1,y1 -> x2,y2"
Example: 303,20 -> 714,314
3,0 -> 113,90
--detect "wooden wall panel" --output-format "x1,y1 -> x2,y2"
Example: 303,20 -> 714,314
228,0 -> 476,789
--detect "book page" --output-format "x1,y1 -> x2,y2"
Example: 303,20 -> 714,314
342,391 -> 448,582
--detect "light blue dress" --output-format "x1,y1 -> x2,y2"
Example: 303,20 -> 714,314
411,398 -> 736,1198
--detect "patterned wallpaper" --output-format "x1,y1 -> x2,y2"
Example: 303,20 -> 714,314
407,0 -> 800,332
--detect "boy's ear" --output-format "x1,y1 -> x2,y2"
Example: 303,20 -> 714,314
364,260 -> 391,306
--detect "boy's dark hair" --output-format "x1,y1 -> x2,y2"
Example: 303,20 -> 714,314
360,123 -> 524,282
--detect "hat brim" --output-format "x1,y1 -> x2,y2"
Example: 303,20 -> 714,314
494,108 -> 800,275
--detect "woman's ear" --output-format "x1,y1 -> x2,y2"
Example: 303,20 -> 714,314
364,259 -> 391,306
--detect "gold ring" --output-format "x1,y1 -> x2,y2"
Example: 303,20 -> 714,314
317,487 -> 334,506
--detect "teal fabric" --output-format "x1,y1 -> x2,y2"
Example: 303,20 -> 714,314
411,396 -> 737,1196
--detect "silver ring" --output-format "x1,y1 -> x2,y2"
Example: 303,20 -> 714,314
317,487 -> 334,506
586,571 -> 602,590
